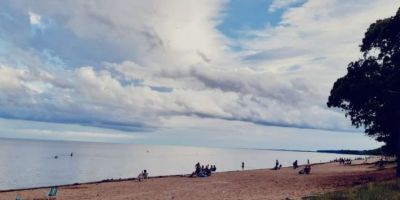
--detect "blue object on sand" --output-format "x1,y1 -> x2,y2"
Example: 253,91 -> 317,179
47,186 -> 58,199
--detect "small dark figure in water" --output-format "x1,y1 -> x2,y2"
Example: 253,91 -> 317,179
242,162 -> 245,170
293,160 -> 298,169
143,169 -> 148,179
70,152 -> 73,157
54,155 -> 58,159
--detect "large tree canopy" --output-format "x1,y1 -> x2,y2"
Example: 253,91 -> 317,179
327,8 -> 400,175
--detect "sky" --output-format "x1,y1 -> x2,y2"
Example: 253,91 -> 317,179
0,0 -> 398,150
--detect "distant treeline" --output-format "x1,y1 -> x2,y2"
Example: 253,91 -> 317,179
317,148 -> 382,156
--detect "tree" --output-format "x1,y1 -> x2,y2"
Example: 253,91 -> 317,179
327,7 -> 400,177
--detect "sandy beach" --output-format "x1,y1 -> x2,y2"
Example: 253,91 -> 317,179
1,160 -> 395,200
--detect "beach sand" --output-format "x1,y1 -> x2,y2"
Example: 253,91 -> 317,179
1,160 -> 395,200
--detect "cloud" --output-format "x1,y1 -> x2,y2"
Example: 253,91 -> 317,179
28,12 -> 41,25
6,0 -> 232,67
268,0 -> 305,12
0,0 -> 398,141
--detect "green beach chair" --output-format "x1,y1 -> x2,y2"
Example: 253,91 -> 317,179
47,186 -> 58,200
15,195 -> 22,200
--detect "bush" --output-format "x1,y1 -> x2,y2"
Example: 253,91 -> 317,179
303,179 -> 400,200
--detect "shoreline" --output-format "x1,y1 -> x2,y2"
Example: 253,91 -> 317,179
0,161 -> 335,192
1,159 -> 394,200
0,174 -> 187,193
0,158 -> 380,193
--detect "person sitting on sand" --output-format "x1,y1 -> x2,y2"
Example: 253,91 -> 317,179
197,168 -> 207,177
298,165 -> 311,175
305,165 -> 311,174
298,167 -> 304,174
195,162 -> 201,174
138,171 -> 145,182
205,165 -> 211,176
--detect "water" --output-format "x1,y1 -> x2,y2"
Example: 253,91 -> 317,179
0,138 -> 361,190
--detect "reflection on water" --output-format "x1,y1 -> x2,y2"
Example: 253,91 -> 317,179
0,138 -> 360,190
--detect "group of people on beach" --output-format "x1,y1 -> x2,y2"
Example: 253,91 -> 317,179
143,158 -> 315,180
137,169 -> 148,181
190,162 -> 217,177
335,157 -> 352,165
298,159 -> 311,174
272,159 -> 310,174
298,164 -> 311,174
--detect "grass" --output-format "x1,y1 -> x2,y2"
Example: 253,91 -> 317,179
303,179 -> 400,200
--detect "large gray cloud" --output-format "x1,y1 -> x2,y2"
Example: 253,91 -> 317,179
0,0 -> 398,134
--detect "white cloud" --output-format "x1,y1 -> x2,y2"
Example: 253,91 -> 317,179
268,0 -> 304,12
0,64 -> 26,90
28,12 -> 41,25
9,0 -> 233,67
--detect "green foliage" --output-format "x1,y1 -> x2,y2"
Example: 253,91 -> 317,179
317,147 -> 383,155
327,7 -> 400,155
303,179 -> 400,200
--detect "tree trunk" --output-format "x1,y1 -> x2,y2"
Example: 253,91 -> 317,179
397,129 -> 400,177
397,155 -> 400,177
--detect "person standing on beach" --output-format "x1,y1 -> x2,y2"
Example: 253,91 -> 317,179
307,159 -> 310,165
274,160 -> 279,170
242,162 -> 245,170
293,160 -> 298,169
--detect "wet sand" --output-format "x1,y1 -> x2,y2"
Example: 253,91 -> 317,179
0,160 -> 395,200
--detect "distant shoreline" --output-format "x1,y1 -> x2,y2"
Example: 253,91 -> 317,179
0,137 -> 380,155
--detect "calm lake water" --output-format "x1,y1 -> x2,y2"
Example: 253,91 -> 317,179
0,138 -> 361,190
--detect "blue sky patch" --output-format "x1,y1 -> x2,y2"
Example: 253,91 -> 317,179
218,0 -> 283,39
